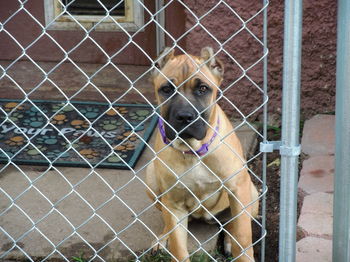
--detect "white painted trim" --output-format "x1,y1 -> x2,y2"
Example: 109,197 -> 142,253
44,0 -> 144,32
155,0 -> 166,55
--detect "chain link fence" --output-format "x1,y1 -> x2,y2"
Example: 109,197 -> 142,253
0,0 -> 269,261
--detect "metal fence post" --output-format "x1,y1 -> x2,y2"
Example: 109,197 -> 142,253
333,0 -> 350,260
279,0 -> 303,261
260,0 -> 269,261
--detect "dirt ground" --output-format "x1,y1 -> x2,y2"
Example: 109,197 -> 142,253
249,130 -> 303,262
251,150 -> 281,262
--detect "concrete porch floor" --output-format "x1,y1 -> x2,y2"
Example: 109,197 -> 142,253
0,60 -> 155,104
0,124 -> 258,261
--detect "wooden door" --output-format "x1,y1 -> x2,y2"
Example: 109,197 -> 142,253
0,0 -> 157,65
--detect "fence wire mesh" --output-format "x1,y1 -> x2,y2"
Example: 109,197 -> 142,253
0,0 -> 269,261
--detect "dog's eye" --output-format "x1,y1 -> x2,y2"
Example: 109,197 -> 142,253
160,85 -> 175,95
196,85 -> 209,95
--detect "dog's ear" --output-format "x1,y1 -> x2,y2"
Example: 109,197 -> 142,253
200,47 -> 224,80
152,47 -> 175,77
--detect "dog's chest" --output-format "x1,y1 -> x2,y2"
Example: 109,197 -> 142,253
179,163 -> 220,193
168,160 -> 222,209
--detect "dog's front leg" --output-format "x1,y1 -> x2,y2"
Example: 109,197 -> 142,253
161,196 -> 189,262
226,175 -> 255,262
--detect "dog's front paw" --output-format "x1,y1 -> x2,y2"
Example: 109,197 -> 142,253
224,233 -> 256,261
151,235 -> 168,252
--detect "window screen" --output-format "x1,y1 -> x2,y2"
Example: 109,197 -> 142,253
63,0 -> 125,16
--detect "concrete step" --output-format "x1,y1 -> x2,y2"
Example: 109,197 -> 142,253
297,114 -> 335,262
301,114 -> 335,156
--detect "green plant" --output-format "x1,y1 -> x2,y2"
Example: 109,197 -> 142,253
132,250 -> 171,262
254,121 -> 282,139
72,252 -> 86,262
190,252 -> 211,262
131,249 -> 235,262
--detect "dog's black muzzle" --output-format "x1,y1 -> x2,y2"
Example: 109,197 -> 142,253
164,104 -> 207,141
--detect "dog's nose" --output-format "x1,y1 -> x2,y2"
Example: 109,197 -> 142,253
175,111 -> 195,124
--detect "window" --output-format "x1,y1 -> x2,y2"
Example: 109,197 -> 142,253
44,0 -> 144,31
63,0 -> 126,16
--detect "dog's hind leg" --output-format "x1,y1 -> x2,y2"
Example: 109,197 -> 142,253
223,228 -> 233,256
250,182 -> 259,219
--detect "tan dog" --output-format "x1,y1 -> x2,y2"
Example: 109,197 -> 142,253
146,47 -> 259,262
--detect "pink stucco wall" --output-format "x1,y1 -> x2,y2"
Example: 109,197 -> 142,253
184,0 -> 337,120
0,1 -> 337,119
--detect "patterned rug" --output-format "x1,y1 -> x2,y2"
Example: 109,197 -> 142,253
0,100 -> 157,169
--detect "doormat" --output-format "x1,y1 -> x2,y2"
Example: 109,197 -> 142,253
0,99 -> 158,169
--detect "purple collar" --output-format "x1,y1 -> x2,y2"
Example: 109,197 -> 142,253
157,117 -> 220,156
